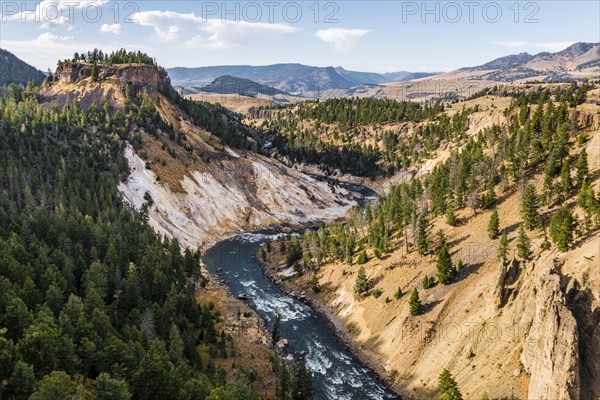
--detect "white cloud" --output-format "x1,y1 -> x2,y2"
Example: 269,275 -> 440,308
132,10 -> 298,47
100,23 -> 124,35
34,32 -> 74,43
494,41 -> 574,52
493,41 -> 529,49
3,0 -> 108,25
315,28 -> 371,53
133,10 -> 199,41
188,20 -> 299,49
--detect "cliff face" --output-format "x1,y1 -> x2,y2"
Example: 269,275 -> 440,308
118,144 -> 356,249
40,62 -> 357,248
521,272 -> 580,400
47,62 -> 170,91
41,62 -> 171,110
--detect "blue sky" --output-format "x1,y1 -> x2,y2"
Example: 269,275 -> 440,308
1,1 -> 599,72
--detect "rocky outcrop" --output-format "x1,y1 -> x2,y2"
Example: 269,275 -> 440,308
491,257 -> 521,308
42,62 -> 171,110
521,273 -> 580,400
46,61 -> 170,92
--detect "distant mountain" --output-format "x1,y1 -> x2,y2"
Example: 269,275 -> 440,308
194,75 -> 288,97
333,67 -> 388,85
464,52 -> 535,71
0,48 -> 46,86
385,71 -> 441,81
167,64 -> 441,95
457,42 -> 600,82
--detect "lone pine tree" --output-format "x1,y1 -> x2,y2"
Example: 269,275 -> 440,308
437,242 -> 456,285
549,204 -> 575,251
354,266 -> 369,296
488,209 -> 500,239
409,289 -> 422,316
521,184 -> 541,230
498,231 -> 509,260
517,224 -> 532,260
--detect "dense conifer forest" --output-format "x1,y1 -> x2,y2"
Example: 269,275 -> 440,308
254,98 -> 475,177
0,76 -> 262,398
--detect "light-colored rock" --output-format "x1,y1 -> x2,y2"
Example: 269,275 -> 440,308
521,273 -> 580,400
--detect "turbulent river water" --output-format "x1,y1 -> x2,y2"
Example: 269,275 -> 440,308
203,183 -> 399,399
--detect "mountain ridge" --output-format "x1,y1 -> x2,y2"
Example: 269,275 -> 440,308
167,63 -> 441,94
455,41 -> 600,81
0,48 -> 46,86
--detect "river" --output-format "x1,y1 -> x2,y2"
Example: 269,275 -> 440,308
203,183 -> 400,399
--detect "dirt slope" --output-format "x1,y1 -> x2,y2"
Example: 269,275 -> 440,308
261,105 -> 600,399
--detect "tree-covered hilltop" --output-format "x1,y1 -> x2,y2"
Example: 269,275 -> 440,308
0,49 -> 46,87
255,98 -> 474,178
0,84 -> 263,399
277,82 -> 599,292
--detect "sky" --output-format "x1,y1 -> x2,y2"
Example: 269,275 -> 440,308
1,0 -> 599,73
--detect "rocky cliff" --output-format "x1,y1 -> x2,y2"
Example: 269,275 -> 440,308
521,271 -> 580,400
41,62 -> 358,249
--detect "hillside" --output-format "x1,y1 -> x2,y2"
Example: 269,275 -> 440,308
258,84 -> 600,399
0,48 -> 46,86
40,59 -> 358,250
457,42 -> 600,82
193,75 -> 288,97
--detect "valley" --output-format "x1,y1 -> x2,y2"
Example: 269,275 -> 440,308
0,37 -> 598,400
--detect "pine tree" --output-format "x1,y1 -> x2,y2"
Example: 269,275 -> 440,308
576,148 -> 589,188
168,323 -> 184,362
310,271 -> 320,293
8,360 -> 36,400
95,373 -> 132,400
578,179 -> 599,231
357,250 -> 368,264
437,243 -> 456,284
272,313 -> 281,347
481,186 -> 496,210
354,266 -> 369,296
91,62 -> 99,81
422,275 -> 431,289
517,224 -> 532,260
438,368 -> 463,400
549,204 -> 574,252
417,215 -> 428,255
498,231 -> 509,260
559,160 -> 571,198
541,223 -> 552,251
409,289 -> 422,316
446,205 -> 458,227
456,259 -> 464,271
521,184 -> 540,230
394,287 -> 403,300
488,209 -> 500,239
290,360 -> 313,400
